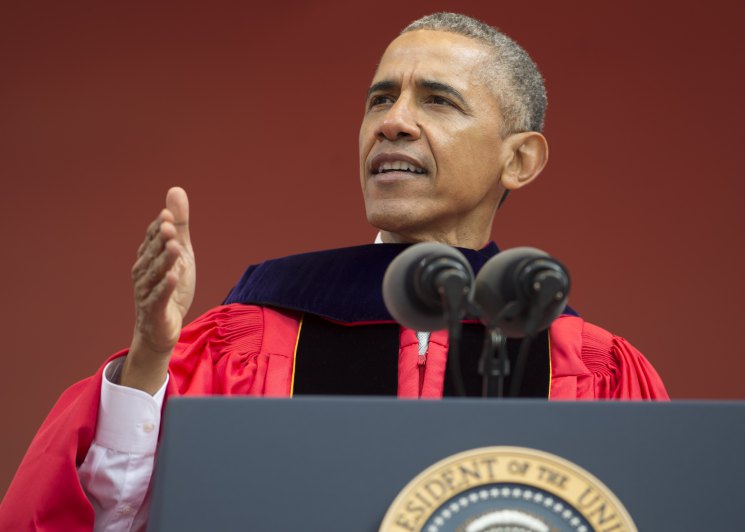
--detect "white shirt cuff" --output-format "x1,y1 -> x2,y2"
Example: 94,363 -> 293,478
95,358 -> 169,454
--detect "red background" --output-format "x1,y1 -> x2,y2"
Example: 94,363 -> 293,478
2,0 -> 744,495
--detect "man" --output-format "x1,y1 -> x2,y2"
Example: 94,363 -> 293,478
0,12 -> 667,531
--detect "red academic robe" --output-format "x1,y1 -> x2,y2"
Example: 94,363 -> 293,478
0,303 -> 667,531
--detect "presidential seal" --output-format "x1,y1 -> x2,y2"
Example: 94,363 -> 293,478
380,446 -> 636,532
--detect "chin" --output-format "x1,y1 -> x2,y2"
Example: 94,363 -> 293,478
367,213 -> 432,243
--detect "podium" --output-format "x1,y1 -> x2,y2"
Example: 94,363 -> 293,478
148,398 -> 745,531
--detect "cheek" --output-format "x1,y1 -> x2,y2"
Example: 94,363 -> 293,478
358,117 -> 377,151
434,132 -> 487,176
459,129 -> 503,171
359,122 -> 377,187
358,127 -> 366,159
435,134 -> 503,196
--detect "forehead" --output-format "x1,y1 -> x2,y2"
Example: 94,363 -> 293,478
373,30 -> 493,90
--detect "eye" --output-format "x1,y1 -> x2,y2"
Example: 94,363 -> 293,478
428,95 -> 455,107
368,94 -> 395,109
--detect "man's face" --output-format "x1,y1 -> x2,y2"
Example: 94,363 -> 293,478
359,30 -> 508,247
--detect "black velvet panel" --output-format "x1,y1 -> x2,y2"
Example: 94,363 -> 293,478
292,314 -> 400,396
223,243 -> 504,323
223,243 -> 578,323
292,315 -> 549,398
443,325 -> 550,398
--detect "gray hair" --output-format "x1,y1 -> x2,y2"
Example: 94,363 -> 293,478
402,12 -> 547,134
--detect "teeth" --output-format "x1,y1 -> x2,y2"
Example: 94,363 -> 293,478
377,160 -> 424,174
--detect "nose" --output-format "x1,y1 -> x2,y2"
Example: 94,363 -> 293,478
375,96 -> 420,141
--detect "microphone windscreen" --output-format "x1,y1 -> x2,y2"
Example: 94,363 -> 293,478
475,247 -> 568,337
382,242 -> 471,331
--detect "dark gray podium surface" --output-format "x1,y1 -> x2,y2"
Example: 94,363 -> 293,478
148,398 -> 744,531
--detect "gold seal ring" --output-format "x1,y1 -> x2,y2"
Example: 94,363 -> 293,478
380,446 -> 637,532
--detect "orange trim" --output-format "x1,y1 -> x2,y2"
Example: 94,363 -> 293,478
289,313 -> 304,398
547,329 -> 553,399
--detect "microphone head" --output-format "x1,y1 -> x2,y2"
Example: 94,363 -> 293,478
382,242 -> 474,331
474,247 -> 570,337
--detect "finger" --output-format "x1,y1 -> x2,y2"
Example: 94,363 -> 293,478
136,217 -> 161,257
166,187 -> 190,245
133,231 -> 165,280
136,209 -> 174,257
135,242 -> 180,300
140,269 -> 179,320
132,220 -> 177,282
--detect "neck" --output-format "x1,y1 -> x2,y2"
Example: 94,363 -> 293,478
378,228 -> 490,250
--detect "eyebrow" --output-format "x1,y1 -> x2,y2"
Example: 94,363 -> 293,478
419,80 -> 467,106
367,80 -> 397,98
366,79 -> 468,107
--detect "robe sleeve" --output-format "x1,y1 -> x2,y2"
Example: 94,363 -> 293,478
167,304 -> 297,397
549,315 -> 669,400
580,321 -> 668,399
0,371 -> 102,531
0,303 -> 289,532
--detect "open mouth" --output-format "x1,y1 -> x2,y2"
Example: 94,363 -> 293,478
373,160 -> 427,175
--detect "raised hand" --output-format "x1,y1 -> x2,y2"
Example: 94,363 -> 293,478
120,187 -> 196,394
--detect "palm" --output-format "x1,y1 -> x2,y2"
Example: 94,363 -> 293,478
132,187 -> 196,355
165,241 -> 196,337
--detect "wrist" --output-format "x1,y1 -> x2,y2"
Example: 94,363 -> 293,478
120,337 -> 172,394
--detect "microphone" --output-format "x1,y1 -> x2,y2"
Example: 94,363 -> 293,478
474,247 -> 570,338
382,242 -> 474,331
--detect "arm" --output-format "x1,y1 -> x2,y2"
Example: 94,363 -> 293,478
80,187 -> 197,529
78,359 -> 168,532
123,186 -> 196,394
1,188 -> 197,530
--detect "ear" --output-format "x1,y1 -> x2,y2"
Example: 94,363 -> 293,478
499,131 -> 549,191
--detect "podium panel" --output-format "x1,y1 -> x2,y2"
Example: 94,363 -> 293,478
148,398 -> 745,531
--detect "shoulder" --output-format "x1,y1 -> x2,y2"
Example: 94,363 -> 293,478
177,303 -> 301,354
549,315 -> 668,399
168,304 -> 301,396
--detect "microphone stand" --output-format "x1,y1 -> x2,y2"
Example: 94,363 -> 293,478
478,328 -> 509,398
508,332 -> 536,397
476,301 -> 521,398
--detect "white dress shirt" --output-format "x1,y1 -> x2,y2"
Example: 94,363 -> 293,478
78,359 -> 167,531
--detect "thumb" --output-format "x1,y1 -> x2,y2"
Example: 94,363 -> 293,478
166,186 -> 191,244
